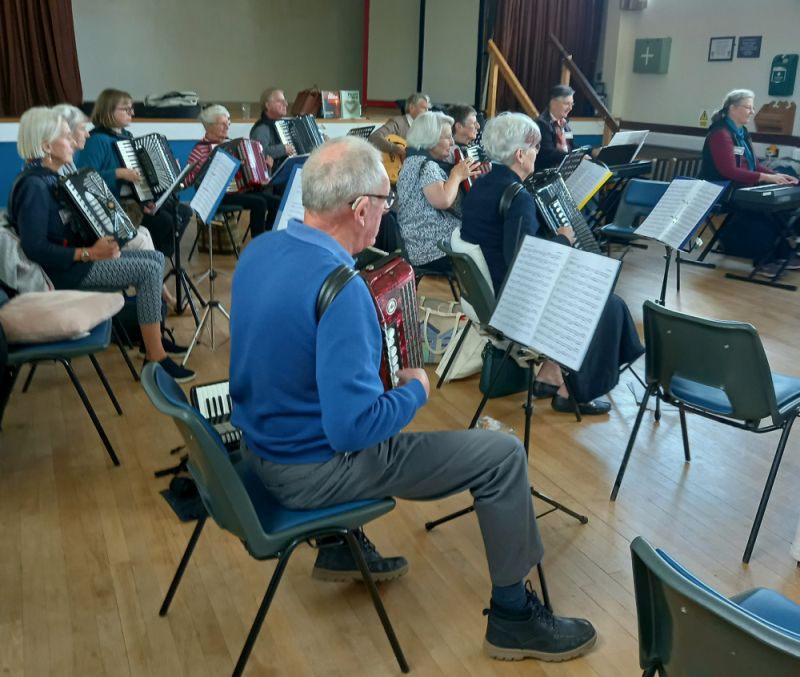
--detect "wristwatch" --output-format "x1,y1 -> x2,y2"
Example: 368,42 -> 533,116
81,248 -> 90,262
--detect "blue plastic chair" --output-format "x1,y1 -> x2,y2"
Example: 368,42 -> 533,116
631,536 -> 800,676
599,178 -> 670,256
0,316 -> 122,466
140,362 -> 409,677
612,301 -> 800,563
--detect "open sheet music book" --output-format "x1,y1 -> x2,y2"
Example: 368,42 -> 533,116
634,178 -> 726,252
564,159 -> 612,209
190,150 -> 240,224
490,237 -> 621,371
275,166 -> 304,231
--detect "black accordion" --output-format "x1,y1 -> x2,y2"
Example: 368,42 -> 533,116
275,115 -> 325,155
115,133 -> 180,202
59,169 -> 138,245
523,171 -> 602,254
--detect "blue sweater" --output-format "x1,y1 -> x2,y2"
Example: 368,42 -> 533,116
229,220 -> 428,465
77,127 -> 130,198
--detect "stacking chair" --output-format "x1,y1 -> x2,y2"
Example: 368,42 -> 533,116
141,363 -> 408,677
599,179 -> 669,258
0,317 -> 122,466
631,536 -> 800,676
611,301 -> 800,562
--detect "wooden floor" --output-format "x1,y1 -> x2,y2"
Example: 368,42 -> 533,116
2,223 -> 799,676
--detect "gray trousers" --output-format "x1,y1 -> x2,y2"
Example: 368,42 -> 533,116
245,429 -> 544,587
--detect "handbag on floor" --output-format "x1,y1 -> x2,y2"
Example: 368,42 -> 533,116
478,342 -> 530,398
435,322 -> 486,382
419,296 -> 462,364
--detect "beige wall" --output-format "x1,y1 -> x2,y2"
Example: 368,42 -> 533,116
73,0 -> 364,104
602,0 -> 800,134
366,0 -> 420,102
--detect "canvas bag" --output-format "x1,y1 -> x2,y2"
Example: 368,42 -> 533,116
435,321 -> 486,382
418,296 -> 462,364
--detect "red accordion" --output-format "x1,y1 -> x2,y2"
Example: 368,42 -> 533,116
454,143 -> 491,192
222,138 -> 270,191
359,254 -> 424,390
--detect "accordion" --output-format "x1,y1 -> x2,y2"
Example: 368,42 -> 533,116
189,380 -> 242,451
275,115 -> 325,155
59,168 -> 138,245
115,133 -> 179,202
219,138 -> 270,191
523,172 -> 602,254
453,143 -> 491,192
358,251 -> 424,390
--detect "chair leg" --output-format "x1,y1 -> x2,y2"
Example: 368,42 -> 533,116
88,354 -> 123,416
436,319 -> 472,389
111,322 -> 140,383
536,562 -> 552,612
0,366 -> 20,430
743,416 -> 797,563
59,358 -> 120,466
344,529 -> 409,673
447,275 -> 460,302
21,364 -> 37,393
678,403 -> 690,462
159,515 -> 207,616
224,217 -> 240,259
611,384 -> 656,500
232,538 -> 303,677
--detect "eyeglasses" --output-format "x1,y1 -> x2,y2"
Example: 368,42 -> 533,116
116,106 -> 134,114
350,190 -> 396,212
736,103 -> 755,112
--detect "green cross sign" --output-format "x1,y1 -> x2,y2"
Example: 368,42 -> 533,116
634,38 -> 671,74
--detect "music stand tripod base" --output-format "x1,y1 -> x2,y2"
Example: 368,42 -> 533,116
182,218 -> 231,365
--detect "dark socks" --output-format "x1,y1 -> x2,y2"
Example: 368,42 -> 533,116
491,581 -> 528,612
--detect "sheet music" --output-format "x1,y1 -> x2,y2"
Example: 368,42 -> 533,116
635,179 -> 725,251
190,150 -> 240,224
275,167 -> 305,231
564,159 -> 612,209
490,236 -> 619,371
607,130 -> 649,161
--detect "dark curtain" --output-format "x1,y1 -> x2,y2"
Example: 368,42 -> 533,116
493,0 -> 605,116
0,0 -> 83,116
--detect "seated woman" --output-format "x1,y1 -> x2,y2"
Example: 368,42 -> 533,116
461,112 -> 644,415
53,102 -> 178,309
186,104 -> 278,238
396,111 -> 479,271
77,88 -> 192,258
699,88 -> 799,276
9,107 -> 194,383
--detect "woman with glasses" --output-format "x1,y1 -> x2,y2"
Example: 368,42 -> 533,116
186,105 -> 278,238
700,89 -> 799,276
460,113 -> 643,415
396,111 -> 480,272
77,88 -> 192,260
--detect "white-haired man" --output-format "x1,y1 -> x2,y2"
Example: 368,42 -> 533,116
229,136 -> 597,663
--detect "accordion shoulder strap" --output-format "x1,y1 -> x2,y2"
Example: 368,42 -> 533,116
498,181 -> 525,221
316,264 -> 360,321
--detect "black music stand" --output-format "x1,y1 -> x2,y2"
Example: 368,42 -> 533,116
155,164 -> 206,326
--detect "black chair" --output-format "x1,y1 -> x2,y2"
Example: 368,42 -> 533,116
631,536 -> 800,676
611,301 -> 800,563
141,363 -> 408,677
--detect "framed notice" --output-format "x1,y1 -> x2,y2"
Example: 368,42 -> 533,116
708,36 -> 735,62
737,36 -> 762,59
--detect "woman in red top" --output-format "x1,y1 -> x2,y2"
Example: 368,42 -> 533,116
700,89 -> 798,274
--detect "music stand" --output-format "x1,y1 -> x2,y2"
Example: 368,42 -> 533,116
155,164 -> 206,326
183,151 -> 241,366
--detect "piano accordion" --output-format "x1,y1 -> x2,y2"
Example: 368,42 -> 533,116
115,133 -> 180,202
453,143 -> 491,191
523,172 -> 602,254
358,251 -> 424,390
59,168 -> 138,245
275,115 -> 325,155
218,138 -> 270,191
189,380 -> 242,452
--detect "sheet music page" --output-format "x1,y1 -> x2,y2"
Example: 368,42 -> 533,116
608,130 -> 649,161
490,237 -> 571,347
190,150 -> 239,224
275,167 -> 305,231
533,249 -> 620,371
564,159 -> 612,209
671,181 -> 725,250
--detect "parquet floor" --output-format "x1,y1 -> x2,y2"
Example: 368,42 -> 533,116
1,221 -> 799,676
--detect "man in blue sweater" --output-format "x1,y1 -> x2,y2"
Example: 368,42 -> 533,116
229,136 -> 596,662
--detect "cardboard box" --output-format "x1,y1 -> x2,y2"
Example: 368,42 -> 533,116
754,100 -> 796,135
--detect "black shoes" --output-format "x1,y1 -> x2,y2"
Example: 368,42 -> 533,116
531,381 -> 560,399
484,583 -> 597,662
146,356 -> 196,384
551,395 -> 611,415
312,528 -> 409,583
140,336 -> 188,357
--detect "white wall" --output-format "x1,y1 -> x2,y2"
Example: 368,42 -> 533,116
602,0 -> 800,134
73,0 -> 363,104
